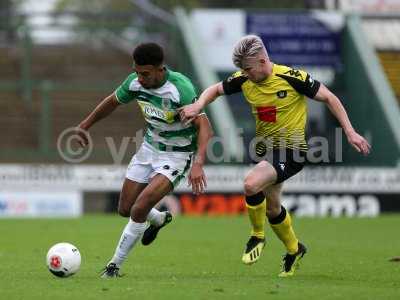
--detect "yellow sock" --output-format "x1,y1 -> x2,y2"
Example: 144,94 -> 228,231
270,207 -> 298,254
246,199 -> 266,239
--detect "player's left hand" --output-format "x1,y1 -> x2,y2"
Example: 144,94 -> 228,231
346,130 -> 371,155
188,162 -> 207,195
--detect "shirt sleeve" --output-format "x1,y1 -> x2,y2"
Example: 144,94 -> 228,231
276,68 -> 320,98
222,71 -> 248,95
114,74 -> 137,104
177,76 -> 198,106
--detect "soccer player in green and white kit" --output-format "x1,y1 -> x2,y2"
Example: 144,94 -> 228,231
76,43 -> 213,278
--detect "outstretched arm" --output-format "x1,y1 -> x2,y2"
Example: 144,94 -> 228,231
188,114 -> 214,194
313,84 -> 371,155
179,82 -> 224,124
76,93 -> 121,146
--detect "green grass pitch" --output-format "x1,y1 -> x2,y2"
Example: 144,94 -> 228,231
1,215 -> 399,300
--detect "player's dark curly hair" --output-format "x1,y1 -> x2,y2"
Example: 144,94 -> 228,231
133,43 -> 164,66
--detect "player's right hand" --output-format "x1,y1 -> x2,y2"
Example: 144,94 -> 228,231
346,130 -> 371,156
178,103 -> 201,125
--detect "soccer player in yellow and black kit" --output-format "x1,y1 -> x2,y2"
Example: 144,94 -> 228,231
179,35 -> 371,277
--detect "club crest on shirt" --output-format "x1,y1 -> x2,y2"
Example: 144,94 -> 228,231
162,98 -> 171,110
277,90 -> 287,99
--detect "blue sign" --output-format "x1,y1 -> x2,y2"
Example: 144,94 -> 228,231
246,12 -> 343,69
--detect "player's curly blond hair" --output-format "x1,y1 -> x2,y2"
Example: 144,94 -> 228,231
232,35 -> 268,69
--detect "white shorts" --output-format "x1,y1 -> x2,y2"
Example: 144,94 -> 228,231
126,142 -> 193,187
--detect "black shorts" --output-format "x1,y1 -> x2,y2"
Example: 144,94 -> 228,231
252,148 -> 306,184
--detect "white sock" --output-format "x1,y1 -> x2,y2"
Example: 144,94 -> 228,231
110,218 -> 147,267
146,208 -> 165,226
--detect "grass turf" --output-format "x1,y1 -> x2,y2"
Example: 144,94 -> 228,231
0,215 -> 399,300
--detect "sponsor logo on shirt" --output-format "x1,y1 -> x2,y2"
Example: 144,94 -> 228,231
256,106 -> 277,123
138,101 -> 175,123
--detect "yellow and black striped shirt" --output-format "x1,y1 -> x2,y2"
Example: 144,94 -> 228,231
222,64 -> 320,152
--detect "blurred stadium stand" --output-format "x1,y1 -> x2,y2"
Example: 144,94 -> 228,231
379,52 -> 400,102
363,15 -> 400,102
342,14 -> 400,166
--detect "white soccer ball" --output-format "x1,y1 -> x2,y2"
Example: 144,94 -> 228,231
46,242 -> 81,277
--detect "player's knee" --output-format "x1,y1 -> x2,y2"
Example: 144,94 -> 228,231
131,206 -> 146,222
244,177 -> 259,196
131,200 -> 150,222
117,196 -> 131,217
117,206 -> 130,217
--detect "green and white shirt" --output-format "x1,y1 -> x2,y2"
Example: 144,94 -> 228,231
115,69 -> 198,153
